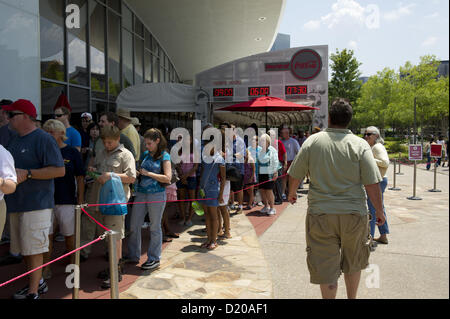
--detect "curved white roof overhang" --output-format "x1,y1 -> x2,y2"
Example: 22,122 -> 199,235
126,0 -> 286,82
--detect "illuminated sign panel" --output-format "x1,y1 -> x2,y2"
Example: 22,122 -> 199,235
248,87 -> 270,96
285,85 -> 308,95
213,88 -> 234,97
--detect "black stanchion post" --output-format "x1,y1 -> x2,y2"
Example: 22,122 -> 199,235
429,161 -> 442,193
389,159 -> 401,191
107,230 -> 119,299
397,152 -> 404,175
407,161 -> 422,200
73,205 -> 82,299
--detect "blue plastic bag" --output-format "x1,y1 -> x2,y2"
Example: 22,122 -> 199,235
99,173 -> 128,216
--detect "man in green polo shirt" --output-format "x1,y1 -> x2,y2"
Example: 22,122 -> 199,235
287,98 -> 385,299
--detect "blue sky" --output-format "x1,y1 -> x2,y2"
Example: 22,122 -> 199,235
278,0 -> 449,77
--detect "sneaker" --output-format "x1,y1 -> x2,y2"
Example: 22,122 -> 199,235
141,260 -> 160,271
267,208 -> 276,215
13,281 -> 48,299
0,237 -> 10,245
260,206 -> 270,214
25,293 -> 39,300
0,253 -> 23,267
282,194 -> 287,200
101,273 -> 123,289
54,233 -> 65,242
184,220 -> 193,227
234,206 -> 243,214
256,201 -> 264,207
121,256 -> 140,265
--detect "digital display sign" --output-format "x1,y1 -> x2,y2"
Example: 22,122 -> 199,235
213,88 -> 234,97
285,85 -> 308,95
248,87 -> 270,96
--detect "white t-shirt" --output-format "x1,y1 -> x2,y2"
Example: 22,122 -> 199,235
0,145 -> 17,200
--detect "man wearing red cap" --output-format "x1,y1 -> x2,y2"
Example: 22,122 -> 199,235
3,99 -> 65,299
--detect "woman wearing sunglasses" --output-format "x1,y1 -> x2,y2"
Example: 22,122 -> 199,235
363,127 -> 390,246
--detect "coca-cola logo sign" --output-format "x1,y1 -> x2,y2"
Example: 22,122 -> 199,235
290,49 -> 322,80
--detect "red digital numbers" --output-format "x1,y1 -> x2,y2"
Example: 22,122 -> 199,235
248,87 -> 270,96
285,85 -> 308,95
213,88 -> 234,97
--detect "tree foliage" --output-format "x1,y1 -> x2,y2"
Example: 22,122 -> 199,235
354,55 -> 449,134
329,48 -> 363,106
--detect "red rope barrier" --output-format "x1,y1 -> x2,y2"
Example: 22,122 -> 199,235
80,207 -> 111,231
88,174 -> 288,208
0,236 -> 104,288
0,173 -> 289,289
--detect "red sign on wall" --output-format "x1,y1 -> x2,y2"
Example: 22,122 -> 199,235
430,144 -> 443,157
290,49 -> 322,81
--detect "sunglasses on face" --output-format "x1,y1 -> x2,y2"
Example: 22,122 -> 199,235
8,112 -> 24,119
54,113 -> 64,118
364,133 -> 374,137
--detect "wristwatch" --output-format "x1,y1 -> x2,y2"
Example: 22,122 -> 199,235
27,169 -> 32,179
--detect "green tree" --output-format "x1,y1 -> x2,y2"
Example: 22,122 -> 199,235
399,55 -> 448,135
329,48 -> 363,106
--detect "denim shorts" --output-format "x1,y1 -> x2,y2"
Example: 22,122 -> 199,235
176,177 -> 197,190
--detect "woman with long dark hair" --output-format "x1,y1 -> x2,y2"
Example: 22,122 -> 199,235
125,128 -> 172,271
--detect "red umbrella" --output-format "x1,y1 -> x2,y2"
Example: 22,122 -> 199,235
216,96 -> 319,127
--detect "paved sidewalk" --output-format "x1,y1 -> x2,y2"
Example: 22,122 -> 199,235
260,163 -> 449,299
121,210 -> 273,299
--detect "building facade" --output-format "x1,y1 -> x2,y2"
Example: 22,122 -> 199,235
1,0 -> 286,125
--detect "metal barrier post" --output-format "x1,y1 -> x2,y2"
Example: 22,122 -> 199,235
389,159 -> 401,191
407,161 -> 422,200
72,205 -> 82,299
429,162 -> 442,193
107,230 -> 119,299
396,153 -> 404,175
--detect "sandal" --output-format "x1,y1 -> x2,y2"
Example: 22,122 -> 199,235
200,242 -> 209,248
207,243 -> 217,250
163,236 -> 173,243
219,233 -> 232,239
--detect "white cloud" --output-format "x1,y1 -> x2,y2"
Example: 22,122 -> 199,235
383,3 -> 416,21
421,36 -> 438,47
424,12 -> 439,19
303,20 -> 321,30
348,40 -> 358,50
302,0 -> 380,30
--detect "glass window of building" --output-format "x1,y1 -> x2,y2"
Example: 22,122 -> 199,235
41,81 -> 65,115
69,86 -> 90,114
144,50 -> 152,83
122,29 -> 133,88
145,29 -> 152,50
67,0 -> 88,86
122,3 -> 132,31
90,1 -> 106,99
108,0 -> 121,13
134,17 -> 144,38
135,35 -> 144,84
92,99 -> 108,114
108,10 -> 121,100
40,0 -> 65,82
153,55 -> 159,83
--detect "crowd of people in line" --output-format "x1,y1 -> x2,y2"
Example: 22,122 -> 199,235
1,95 -> 444,299
0,97 -> 320,299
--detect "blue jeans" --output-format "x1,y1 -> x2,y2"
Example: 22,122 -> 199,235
127,191 -> 166,262
367,177 -> 389,237
426,154 -> 432,170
